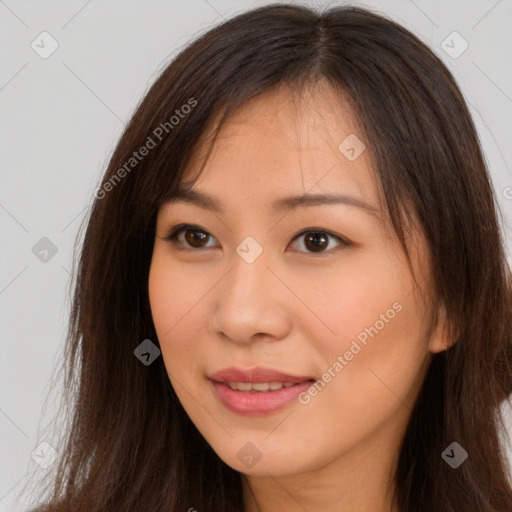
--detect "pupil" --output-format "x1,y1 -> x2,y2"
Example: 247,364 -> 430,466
305,232 -> 327,252
186,230 -> 208,247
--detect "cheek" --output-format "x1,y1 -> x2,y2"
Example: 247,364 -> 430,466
303,280 -> 429,443
148,253 -> 216,386
148,258 -> 228,455
324,302 -> 427,402
291,249 -> 429,427
288,245 -> 419,360
148,250 -> 209,337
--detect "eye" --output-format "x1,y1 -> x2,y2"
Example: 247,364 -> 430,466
163,224 -> 350,254
288,228 -> 349,254
164,223 -> 219,249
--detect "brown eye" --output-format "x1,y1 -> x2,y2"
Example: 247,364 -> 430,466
289,229 -> 348,254
164,224 -> 349,254
165,224 -> 218,249
183,229 -> 210,248
304,232 -> 329,252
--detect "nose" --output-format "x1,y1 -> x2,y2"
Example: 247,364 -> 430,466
209,252 -> 293,345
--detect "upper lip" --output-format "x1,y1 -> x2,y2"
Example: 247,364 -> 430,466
209,366 -> 315,384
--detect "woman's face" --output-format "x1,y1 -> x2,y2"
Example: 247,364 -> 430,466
148,85 -> 448,479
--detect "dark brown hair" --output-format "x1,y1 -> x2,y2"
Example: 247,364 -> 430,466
22,3 -> 512,511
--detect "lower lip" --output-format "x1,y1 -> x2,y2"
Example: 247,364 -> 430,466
210,380 -> 314,415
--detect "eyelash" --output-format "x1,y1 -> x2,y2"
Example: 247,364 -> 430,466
163,223 -> 351,255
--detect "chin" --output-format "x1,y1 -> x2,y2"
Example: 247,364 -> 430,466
213,438 -> 316,478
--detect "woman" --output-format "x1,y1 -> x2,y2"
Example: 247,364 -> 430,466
26,3 -> 512,511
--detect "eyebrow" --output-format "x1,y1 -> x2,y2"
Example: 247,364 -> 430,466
164,187 -> 380,218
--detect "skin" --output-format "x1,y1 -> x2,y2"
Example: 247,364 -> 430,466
148,83 -> 451,512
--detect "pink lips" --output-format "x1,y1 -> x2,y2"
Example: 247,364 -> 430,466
208,366 -> 315,415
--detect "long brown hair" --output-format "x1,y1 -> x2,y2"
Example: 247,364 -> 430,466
22,3 -> 512,511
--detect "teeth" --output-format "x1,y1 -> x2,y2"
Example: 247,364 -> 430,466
252,382 -> 270,391
225,381 -> 297,392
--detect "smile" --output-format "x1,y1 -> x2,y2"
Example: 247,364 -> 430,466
208,366 -> 316,415
223,381 -> 297,392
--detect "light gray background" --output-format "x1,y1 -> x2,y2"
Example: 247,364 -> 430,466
1,0 -> 512,510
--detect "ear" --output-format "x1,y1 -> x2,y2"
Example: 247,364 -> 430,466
428,302 -> 457,354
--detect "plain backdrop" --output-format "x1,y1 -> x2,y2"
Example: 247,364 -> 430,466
1,0 -> 512,510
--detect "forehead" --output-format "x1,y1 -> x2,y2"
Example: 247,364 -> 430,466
172,83 -> 382,217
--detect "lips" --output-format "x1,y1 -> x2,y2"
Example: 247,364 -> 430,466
208,366 -> 315,415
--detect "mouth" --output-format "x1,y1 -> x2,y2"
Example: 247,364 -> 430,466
208,366 -> 316,415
